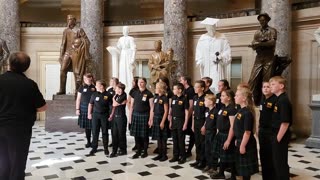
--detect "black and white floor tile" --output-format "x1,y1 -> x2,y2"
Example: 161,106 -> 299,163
25,121 -> 320,180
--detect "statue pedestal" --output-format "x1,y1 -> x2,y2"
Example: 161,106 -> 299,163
306,95 -> 320,149
45,95 -> 84,133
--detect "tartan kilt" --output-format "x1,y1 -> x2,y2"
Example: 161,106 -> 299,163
78,104 -> 92,129
235,145 -> 259,176
151,115 -> 168,140
212,132 -> 235,163
130,111 -> 149,138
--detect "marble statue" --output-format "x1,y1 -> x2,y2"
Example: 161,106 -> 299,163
315,27 -> 320,45
148,40 -> 172,85
57,14 -> 90,95
107,26 -> 136,91
248,13 -> 277,105
0,38 -> 10,73
195,17 -> 232,93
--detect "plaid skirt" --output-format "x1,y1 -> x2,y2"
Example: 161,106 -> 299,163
151,115 -> 168,140
130,111 -> 149,138
78,104 -> 92,129
212,132 -> 235,163
235,144 -> 259,176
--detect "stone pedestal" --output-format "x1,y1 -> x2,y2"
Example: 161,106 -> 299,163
0,0 -> 20,51
306,96 -> 320,149
81,0 -> 104,79
45,95 -> 83,133
164,0 -> 187,84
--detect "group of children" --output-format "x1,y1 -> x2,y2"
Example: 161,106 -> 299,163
76,73 -> 292,180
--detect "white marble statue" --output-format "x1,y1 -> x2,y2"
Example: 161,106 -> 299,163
107,26 -> 136,91
315,27 -> 320,45
195,18 -> 232,92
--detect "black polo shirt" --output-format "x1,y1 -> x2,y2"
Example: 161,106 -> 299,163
166,88 -> 174,99
216,104 -> 237,132
205,107 -> 219,131
272,92 -> 292,130
259,94 -> 277,130
0,71 -> 46,127
193,94 -> 206,119
114,93 -> 127,116
154,94 -> 168,116
78,84 -> 96,105
171,95 -> 189,118
184,86 -> 195,101
107,86 -> 115,97
132,89 -> 153,113
89,91 -> 112,114
204,89 -> 214,96
129,87 -> 138,98
233,107 -> 255,147
215,92 -> 223,110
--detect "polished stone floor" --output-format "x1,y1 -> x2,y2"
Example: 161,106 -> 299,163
25,121 -> 320,180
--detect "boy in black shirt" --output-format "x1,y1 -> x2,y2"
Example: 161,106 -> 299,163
270,76 -> 292,180
88,80 -> 112,156
109,83 -> 127,157
202,76 -> 214,95
169,83 -> 189,164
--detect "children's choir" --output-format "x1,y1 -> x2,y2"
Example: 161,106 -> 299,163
76,75 -> 292,180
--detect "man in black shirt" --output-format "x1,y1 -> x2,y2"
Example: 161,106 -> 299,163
0,52 -> 47,179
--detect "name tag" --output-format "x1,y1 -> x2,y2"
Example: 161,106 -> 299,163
154,99 -> 158,103
259,105 -> 262,111
216,99 -> 220,103
142,97 -> 147,101
218,110 -> 222,115
205,112 -> 209,117
194,101 -> 197,106
95,97 -> 100,101
83,88 -> 87,92
172,100 -> 176,104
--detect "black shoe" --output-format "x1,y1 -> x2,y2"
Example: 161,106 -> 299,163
169,156 -> 179,163
109,152 -> 117,158
189,161 -> 199,167
152,155 -> 162,161
132,153 -> 140,159
141,153 -> 148,158
85,143 -> 91,148
202,166 -> 210,172
108,143 -> 113,147
132,145 -> 137,151
210,173 -> 225,179
178,158 -> 186,164
186,151 -> 192,158
153,147 -> 159,154
159,155 -> 168,162
118,151 -> 127,156
195,162 -> 206,170
89,149 -> 97,156
104,149 -> 109,156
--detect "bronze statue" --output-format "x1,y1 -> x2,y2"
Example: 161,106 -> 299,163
0,38 -> 10,74
57,14 -> 90,95
248,13 -> 277,105
148,40 -> 172,85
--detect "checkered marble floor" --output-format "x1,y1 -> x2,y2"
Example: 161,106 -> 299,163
25,121 -> 320,180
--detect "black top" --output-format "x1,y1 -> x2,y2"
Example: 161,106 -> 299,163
132,89 -> 154,113
215,92 -> 223,110
204,89 -> 214,96
171,95 -> 189,118
184,86 -> 195,101
89,91 -> 112,113
259,94 -> 277,130
78,84 -> 96,106
193,94 -> 206,119
107,87 -> 115,97
216,104 -> 237,132
129,87 -> 138,98
114,93 -> 127,116
272,92 -> 292,130
205,107 -> 219,130
166,89 -> 174,99
154,94 -> 169,116
233,107 -> 256,147
0,71 -> 46,127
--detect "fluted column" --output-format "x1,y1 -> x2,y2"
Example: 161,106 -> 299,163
81,0 -> 103,79
164,0 -> 187,83
0,0 -> 20,51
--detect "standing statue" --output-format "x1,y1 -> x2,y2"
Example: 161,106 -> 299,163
107,26 -> 136,91
248,13 -> 277,106
0,38 -> 10,74
56,14 -> 90,95
148,40 -> 172,85
195,17 -> 232,93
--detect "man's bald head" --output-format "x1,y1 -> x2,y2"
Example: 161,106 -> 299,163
9,52 -> 31,73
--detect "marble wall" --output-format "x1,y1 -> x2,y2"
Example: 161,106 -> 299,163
21,7 -> 320,137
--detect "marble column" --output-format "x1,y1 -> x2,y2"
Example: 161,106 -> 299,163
0,0 -> 20,51
164,0 -> 187,84
262,0 -> 291,57
81,0 -> 103,79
